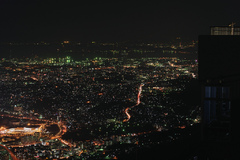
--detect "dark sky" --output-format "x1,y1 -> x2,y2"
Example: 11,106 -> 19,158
0,0 -> 239,42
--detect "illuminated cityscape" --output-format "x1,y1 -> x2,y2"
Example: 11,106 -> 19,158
0,0 -> 239,159
0,43 -> 200,159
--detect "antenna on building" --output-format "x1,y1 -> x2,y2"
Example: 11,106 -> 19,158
229,22 -> 236,35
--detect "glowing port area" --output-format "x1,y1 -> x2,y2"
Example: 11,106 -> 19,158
0,127 -> 40,135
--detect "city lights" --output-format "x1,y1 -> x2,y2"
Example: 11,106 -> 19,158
0,39 -> 200,159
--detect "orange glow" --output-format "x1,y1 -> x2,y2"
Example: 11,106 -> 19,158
0,126 -> 6,131
31,77 -> 38,81
179,125 -> 186,129
123,84 -> 144,122
79,150 -> 83,156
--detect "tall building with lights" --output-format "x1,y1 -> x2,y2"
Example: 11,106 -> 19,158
198,25 -> 240,159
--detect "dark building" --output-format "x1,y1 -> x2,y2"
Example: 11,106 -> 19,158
198,32 -> 240,159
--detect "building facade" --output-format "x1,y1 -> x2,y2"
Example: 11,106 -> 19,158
198,28 -> 240,158
210,24 -> 240,35
199,35 -> 240,143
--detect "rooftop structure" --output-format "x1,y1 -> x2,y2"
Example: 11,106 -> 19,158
210,23 -> 240,35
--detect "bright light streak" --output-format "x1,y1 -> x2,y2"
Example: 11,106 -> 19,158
123,84 -> 144,122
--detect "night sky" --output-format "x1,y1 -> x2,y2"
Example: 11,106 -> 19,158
0,0 -> 240,42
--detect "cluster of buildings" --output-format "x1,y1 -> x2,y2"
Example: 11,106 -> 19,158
0,38 -> 197,61
0,55 -> 199,159
1,24 -> 239,159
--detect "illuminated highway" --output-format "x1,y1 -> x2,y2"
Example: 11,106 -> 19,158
0,144 -> 18,160
51,122 -> 73,147
123,84 -> 144,122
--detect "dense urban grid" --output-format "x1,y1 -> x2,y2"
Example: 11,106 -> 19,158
0,40 -> 200,159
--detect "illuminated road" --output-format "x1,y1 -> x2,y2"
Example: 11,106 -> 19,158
0,144 -> 18,160
123,84 -> 144,122
0,114 -> 49,123
51,122 -> 73,147
56,138 -> 73,147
